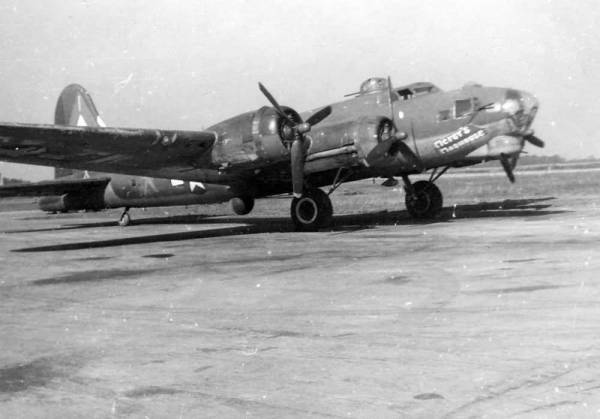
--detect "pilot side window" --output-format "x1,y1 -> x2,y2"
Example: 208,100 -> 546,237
396,88 -> 413,101
454,99 -> 473,118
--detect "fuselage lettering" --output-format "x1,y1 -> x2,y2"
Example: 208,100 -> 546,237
434,127 -> 486,154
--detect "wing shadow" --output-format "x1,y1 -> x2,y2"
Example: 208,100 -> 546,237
12,197 -> 565,252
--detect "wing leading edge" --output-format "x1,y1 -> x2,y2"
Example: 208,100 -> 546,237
0,123 -> 217,180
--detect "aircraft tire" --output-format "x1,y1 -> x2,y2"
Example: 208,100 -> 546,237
231,196 -> 255,215
405,181 -> 443,219
291,188 -> 333,231
118,212 -> 131,227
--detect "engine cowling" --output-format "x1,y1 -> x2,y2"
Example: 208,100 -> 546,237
230,196 -> 255,215
209,106 -> 299,168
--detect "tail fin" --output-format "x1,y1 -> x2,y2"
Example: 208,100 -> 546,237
54,84 -> 106,127
54,84 -> 107,179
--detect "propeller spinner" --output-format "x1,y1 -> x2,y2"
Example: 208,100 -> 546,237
258,82 -> 331,197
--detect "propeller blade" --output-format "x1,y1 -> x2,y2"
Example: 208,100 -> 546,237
290,138 -> 305,197
524,134 -> 545,148
386,76 -> 400,131
394,141 -> 424,171
500,153 -> 516,183
509,154 -> 519,170
407,120 -> 424,171
305,105 -> 332,126
387,76 -> 394,116
366,137 -> 422,170
258,82 -> 295,125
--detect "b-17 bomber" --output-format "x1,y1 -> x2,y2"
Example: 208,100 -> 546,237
0,77 -> 542,229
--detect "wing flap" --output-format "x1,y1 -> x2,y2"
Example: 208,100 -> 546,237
0,177 -> 111,197
0,123 -> 216,177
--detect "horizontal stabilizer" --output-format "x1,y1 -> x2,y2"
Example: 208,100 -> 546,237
0,177 -> 111,197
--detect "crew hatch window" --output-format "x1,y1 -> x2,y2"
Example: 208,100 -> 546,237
454,99 -> 473,118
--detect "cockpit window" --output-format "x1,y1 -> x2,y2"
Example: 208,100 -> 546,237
396,88 -> 413,101
454,99 -> 473,118
395,84 -> 437,101
413,85 -> 433,94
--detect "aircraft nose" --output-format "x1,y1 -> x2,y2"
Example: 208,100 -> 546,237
520,90 -> 539,131
520,91 -> 539,118
503,89 -> 538,131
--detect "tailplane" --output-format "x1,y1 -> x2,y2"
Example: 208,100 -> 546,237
54,84 -> 106,127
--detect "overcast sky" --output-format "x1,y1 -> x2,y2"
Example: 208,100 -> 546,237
1,0 -> 598,180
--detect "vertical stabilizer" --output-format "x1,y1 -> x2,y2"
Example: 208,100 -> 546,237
54,84 -> 106,127
54,84 -> 107,179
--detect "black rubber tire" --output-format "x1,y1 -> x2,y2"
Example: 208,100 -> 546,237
405,180 -> 443,219
231,196 -> 255,215
290,188 -> 333,231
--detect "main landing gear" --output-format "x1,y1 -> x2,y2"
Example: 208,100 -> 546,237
291,188 -> 333,231
401,167 -> 447,219
290,168 -> 354,231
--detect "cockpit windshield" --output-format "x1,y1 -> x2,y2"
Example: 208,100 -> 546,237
396,82 -> 440,101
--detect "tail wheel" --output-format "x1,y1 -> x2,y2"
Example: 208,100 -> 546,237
405,180 -> 443,219
291,188 -> 333,231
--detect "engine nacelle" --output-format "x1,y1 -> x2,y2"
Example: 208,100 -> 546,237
208,109 -> 415,174
38,192 -> 105,213
304,115 -> 395,173
230,196 -> 255,215
209,106 -> 297,168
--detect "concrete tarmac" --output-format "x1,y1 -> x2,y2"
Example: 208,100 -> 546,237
1,181 -> 600,418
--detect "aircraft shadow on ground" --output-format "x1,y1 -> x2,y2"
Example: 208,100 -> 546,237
12,197 -> 565,252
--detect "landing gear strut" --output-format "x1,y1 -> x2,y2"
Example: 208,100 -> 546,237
290,188 -> 333,231
118,207 -> 131,227
402,174 -> 443,219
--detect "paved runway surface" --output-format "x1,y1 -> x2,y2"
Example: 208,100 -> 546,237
1,174 -> 600,418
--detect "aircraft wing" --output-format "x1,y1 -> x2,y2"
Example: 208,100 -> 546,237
0,177 -> 111,197
0,123 -> 216,180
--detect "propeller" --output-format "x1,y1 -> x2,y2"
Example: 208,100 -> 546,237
499,132 -> 542,182
500,153 -> 516,183
258,82 -> 331,197
383,76 -> 423,171
524,133 -> 545,148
